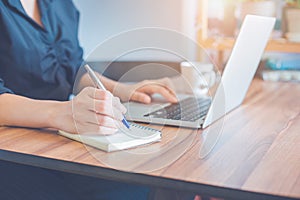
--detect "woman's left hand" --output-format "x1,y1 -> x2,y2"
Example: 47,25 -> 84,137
112,77 -> 178,104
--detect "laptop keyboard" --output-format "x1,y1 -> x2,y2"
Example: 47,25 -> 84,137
144,97 -> 211,122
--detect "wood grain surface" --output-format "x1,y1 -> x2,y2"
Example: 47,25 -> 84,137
0,79 -> 299,199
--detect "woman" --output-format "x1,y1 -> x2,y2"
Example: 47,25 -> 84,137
0,0 -> 177,135
0,0 -> 177,199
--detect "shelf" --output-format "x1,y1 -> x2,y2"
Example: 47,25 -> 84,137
196,0 -> 300,67
198,37 -> 300,53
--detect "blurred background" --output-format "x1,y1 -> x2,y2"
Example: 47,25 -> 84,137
73,0 -> 300,83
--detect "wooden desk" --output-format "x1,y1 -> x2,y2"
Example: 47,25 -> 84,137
0,79 -> 299,200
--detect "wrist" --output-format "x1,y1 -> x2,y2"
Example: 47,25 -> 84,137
98,75 -> 118,93
48,101 -> 72,130
111,83 -> 128,101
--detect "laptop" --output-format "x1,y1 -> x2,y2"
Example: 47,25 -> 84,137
124,15 -> 276,129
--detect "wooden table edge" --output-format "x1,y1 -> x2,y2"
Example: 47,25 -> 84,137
0,149 -> 297,200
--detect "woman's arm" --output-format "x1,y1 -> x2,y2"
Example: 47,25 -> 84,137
0,88 -> 126,135
0,71 -> 176,134
0,93 -> 63,128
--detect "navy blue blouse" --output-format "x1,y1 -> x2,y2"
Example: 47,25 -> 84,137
0,0 -> 83,101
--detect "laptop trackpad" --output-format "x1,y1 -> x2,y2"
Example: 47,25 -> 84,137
124,94 -> 191,118
124,94 -> 171,117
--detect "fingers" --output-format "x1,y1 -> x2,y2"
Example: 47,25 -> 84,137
85,87 -> 113,101
157,86 -> 178,103
140,84 -> 178,103
82,87 -> 126,120
88,111 -> 121,129
134,78 -> 177,103
113,96 -> 127,114
194,196 -> 201,200
111,78 -> 177,104
73,108 -> 121,129
91,99 -> 124,121
131,91 -> 152,104
72,87 -> 127,135
76,122 -> 119,136
158,77 -> 177,96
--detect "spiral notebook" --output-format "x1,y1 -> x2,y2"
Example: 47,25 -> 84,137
58,123 -> 161,152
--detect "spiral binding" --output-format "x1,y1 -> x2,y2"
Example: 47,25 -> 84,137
129,122 -> 160,133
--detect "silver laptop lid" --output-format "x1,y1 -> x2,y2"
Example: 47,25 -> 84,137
203,15 -> 275,128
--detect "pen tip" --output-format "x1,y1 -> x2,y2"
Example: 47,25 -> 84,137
122,118 -> 130,129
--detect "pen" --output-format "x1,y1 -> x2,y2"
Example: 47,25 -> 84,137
84,64 -> 130,129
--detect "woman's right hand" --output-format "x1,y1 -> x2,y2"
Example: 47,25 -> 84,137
54,87 -> 127,135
